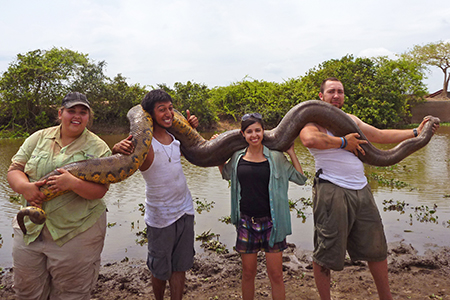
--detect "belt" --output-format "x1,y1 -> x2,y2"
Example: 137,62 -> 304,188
240,213 -> 271,224
318,178 -> 333,184
315,168 -> 332,185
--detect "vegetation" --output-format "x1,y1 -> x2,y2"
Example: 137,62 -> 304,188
0,47 -> 430,137
296,55 -> 427,128
402,40 -> 450,99
194,198 -> 215,214
289,197 -> 313,222
195,229 -> 229,254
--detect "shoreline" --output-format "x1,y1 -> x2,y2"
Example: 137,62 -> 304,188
1,241 -> 449,299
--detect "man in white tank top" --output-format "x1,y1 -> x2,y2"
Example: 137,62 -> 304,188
113,89 -> 199,300
299,77 -> 439,300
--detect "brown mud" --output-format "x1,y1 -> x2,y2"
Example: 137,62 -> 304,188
1,241 -> 449,299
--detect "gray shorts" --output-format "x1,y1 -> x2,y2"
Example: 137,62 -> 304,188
146,214 -> 195,280
312,178 -> 387,271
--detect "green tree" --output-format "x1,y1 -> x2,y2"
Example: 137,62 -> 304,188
402,40 -> 450,98
0,48 -> 148,134
94,74 -> 148,126
209,77 -> 290,127
162,81 -> 217,130
297,55 -> 427,127
0,48 -> 94,132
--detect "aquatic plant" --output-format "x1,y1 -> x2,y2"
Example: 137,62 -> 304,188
383,199 -> 408,213
289,197 -> 313,222
409,204 -> 439,224
135,227 -> 148,246
218,215 -> 231,224
196,229 -> 228,254
138,203 -> 145,216
195,198 -> 215,214
368,173 -> 409,188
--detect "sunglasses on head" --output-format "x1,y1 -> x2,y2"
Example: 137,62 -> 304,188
241,112 -> 262,121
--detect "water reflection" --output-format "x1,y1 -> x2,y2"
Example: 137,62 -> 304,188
0,128 -> 449,267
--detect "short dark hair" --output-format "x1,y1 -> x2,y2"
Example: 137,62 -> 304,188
141,89 -> 173,115
320,77 -> 342,94
241,115 -> 264,132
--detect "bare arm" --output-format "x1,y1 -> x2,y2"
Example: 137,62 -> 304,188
7,169 -> 47,207
46,169 -> 109,200
350,115 -> 440,144
112,134 -> 154,171
285,144 -> 304,174
210,133 -> 225,173
112,135 -> 134,155
139,147 -> 154,171
299,122 -> 368,156
300,123 -> 342,149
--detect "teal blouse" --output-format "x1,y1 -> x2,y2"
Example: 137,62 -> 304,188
222,146 -> 307,247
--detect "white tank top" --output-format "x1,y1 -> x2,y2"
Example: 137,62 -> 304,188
308,130 -> 367,190
141,133 -> 194,228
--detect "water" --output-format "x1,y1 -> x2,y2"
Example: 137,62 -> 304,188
1,128 -> 450,267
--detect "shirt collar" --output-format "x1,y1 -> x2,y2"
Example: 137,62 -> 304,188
45,125 -> 88,148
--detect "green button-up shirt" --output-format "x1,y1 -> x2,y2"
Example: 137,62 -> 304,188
222,146 -> 307,247
11,125 -> 111,246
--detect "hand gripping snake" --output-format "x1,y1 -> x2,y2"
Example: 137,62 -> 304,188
17,100 -> 440,234
17,105 -> 153,234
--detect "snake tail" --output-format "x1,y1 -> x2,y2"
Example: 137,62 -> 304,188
17,206 -> 47,235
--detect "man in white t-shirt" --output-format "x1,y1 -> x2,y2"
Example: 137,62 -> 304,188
299,77 -> 439,300
113,89 -> 198,300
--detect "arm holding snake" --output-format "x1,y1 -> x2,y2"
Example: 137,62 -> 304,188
15,100 -> 440,234
169,100 -> 440,167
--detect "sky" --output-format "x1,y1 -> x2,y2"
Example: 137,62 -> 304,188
1,0 -> 449,93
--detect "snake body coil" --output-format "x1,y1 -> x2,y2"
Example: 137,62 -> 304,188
18,100 -> 439,234
169,100 -> 440,167
18,105 -> 153,234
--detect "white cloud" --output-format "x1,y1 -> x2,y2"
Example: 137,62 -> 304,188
0,0 -> 449,92
358,48 -> 395,59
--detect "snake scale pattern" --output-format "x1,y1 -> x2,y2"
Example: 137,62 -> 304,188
17,100 -> 440,234
17,105 -> 153,234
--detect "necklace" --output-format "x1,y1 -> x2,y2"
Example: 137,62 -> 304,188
161,144 -> 173,162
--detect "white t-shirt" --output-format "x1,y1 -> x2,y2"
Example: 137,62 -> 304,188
308,130 -> 368,190
141,133 -> 194,228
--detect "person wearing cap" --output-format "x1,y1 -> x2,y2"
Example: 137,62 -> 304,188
214,113 -> 307,300
112,89 -> 199,300
299,77 -> 440,300
7,92 -> 111,299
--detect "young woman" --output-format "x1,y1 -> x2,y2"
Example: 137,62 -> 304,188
7,92 -> 111,299
217,113 -> 307,300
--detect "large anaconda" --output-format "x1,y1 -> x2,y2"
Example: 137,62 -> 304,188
169,100 -> 440,167
18,100 -> 439,234
17,105 -> 153,234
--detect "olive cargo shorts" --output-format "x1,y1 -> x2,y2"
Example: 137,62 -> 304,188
312,179 -> 387,271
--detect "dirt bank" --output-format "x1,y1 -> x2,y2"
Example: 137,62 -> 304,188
1,241 -> 449,299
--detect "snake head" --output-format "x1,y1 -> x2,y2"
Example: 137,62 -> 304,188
17,206 -> 47,235
424,115 -> 440,125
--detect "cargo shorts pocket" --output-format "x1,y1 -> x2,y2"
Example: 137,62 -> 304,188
147,249 -> 171,281
315,222 -> 339,251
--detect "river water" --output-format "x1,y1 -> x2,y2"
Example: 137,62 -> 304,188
1,128 -> 449,267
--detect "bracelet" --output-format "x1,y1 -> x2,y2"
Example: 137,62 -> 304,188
413,128 -> 418,137
340,137 -> 348,149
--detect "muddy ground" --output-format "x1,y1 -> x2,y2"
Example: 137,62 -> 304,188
1,241 -> 449,299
